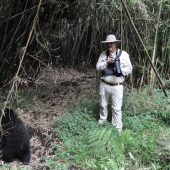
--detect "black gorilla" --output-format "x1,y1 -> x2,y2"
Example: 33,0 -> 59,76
0,108 -> 31,163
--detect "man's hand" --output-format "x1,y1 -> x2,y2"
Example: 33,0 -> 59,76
107,58 -> 114,64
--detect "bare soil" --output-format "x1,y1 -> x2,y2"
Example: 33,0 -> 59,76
15,67 -> 96,169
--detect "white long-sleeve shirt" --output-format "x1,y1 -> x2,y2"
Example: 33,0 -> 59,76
96,49 -> 133,83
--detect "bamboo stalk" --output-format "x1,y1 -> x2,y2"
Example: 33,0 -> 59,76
120,3 -> 123,50
120,0 -> 168,97
150,0 -> 163,88
4,0 -> 29,67
4,0 -> 43,108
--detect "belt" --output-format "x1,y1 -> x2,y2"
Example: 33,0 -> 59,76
101,79 -> 124,86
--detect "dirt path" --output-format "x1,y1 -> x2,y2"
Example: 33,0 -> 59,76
20,67 -> 96,169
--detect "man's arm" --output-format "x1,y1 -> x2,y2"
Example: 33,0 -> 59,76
96,52 -> 109,71
120,52 -> 133,76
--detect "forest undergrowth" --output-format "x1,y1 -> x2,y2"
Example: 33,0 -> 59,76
0,68 -> 169,170
48,88 -> 170,170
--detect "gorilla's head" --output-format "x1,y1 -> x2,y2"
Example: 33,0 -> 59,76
0,108 -> 17,124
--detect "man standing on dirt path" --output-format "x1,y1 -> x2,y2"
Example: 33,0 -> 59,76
96,34 -> 132,135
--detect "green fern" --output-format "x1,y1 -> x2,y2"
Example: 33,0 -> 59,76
86,157 -> 120,170
77,127 -> 125,168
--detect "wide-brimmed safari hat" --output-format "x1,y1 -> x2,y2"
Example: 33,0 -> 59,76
101,34 -> 121,43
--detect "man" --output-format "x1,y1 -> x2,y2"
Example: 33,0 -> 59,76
96,34 -> 132,134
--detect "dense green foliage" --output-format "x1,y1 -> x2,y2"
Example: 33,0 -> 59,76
47,88 -> 170,170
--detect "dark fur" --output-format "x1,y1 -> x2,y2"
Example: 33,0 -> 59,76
0,108 -> 31,163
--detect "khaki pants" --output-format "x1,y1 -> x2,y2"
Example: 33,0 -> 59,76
99,81 -> 123,130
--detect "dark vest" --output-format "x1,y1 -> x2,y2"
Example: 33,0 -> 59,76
102,49 -> 122,77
